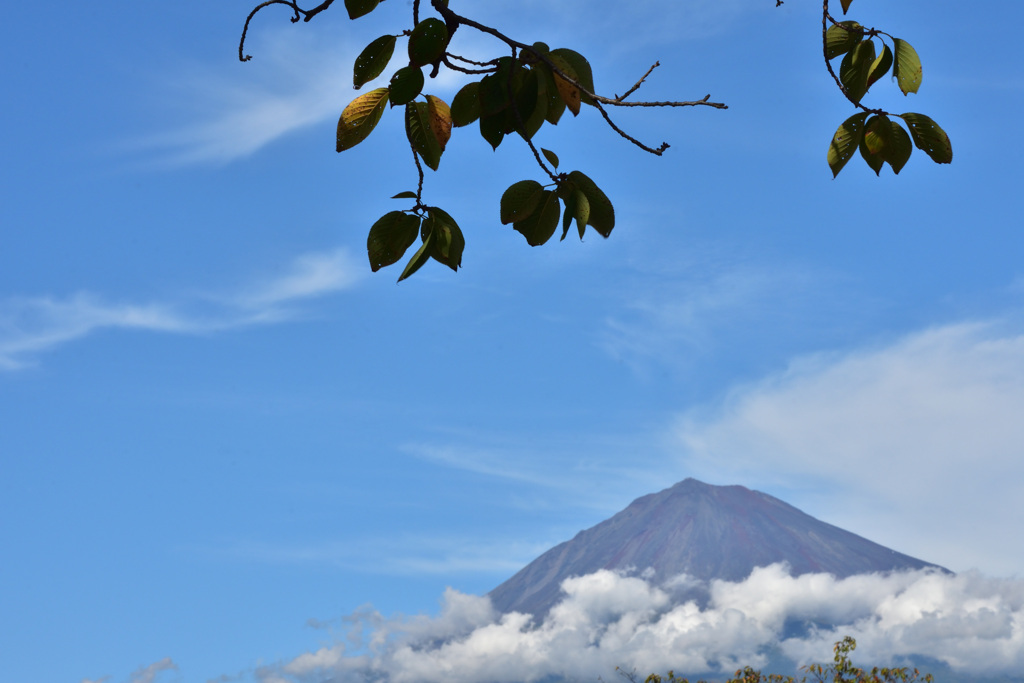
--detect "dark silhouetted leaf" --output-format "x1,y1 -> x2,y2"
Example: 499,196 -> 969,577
367,211 -> 420,271
450,82 -> 481,127
478,72 -> 511,117
397,231 -> 433,282
867,43 -> 893,89
479,113 -> 505,150
565,171 -> 613,237
388,66 -> 424,106
559,189 -> 590,240
541,148 -> 559,169
345,0 -> 380,20
423,206 -> 464,271
406,101 -> 442,170
515,68 -> 547,140
353,35 -> 397,89
500,180 -> 545,224
391,190 -> 418,199
512,190 -> 560,246
534,63 -> 566,125
408,18 -> 448,68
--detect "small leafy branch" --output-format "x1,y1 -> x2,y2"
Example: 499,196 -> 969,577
618,636 -> 934,683
822,0 -> 953,177
239,0 -> 951,280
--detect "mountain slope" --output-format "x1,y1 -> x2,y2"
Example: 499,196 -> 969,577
488,478 -> 945,616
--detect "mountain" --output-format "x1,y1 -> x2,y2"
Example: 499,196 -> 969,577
488,478 -> 946,616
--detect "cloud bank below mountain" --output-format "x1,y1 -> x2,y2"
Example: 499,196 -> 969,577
254,565 -> 1024,683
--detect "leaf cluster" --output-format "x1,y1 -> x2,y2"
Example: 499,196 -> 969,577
332,2 -> 623,279
823,0 -> 952,177
239,0 -> 954,280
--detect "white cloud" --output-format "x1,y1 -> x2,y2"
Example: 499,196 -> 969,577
215,535 -> 547,577
136,24 -> 472,167
136,29 -> 356,166
129,657 -> 177,683
255,566 -> 1024,683
0,248 -> 361,369
672,320 -> 1024,575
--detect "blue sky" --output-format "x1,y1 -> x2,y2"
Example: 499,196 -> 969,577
3,2 -> 1024,682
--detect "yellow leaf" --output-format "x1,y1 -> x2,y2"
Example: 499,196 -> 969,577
337,88 -> 390,152
547,54 -> 581,117
425,95 -> 452,151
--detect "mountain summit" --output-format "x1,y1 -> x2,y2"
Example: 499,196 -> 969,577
488,478 -> 945,616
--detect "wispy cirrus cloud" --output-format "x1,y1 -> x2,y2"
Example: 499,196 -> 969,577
0,248 -> 361,370
134,25 -> 471,167
214,534 -> 548,576
134,29 -> 354,166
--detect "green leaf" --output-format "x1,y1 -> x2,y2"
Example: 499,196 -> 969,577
549,48 -> 595,105
408,18 -> 449,68
423,207 -> 464,271
840,0 -> 854,12
500,180 -> 545,224
559,189 -> 590,241
344,0 -> 380,20
862,115 -> 893,156
353,35 -> 397,89
367,211 -> 421,271
899,113 -> 952,164
514,68 -> 547,140
391,190 -> 418,199
839,39 -> 876,103
336,88 -> 389,152
887,121 -> 913,174
512,190 -> 561,246
479,113 -> 505,150
535,63 -> 566,125
859,115 -> 892,175
565,171 -> 614,237
893,38 -> 923,95
397,230 -> 433,282
478,72 -> 511,117
521,41 -> 550,66
450,82 -> 481,127
867,42 -> 893,89
405,101 -> 442,170
541,148 -> 559,169
825,21 -> 862,60
827,111 -> 869,177
388,66 -> 424,107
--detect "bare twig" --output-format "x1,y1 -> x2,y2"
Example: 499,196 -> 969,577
239,0 -> 336,61
615,62 -> 660,102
